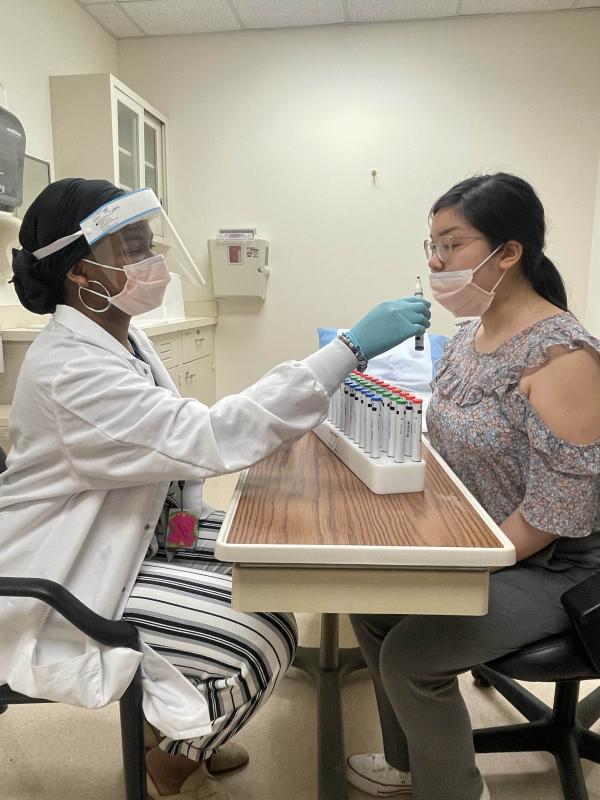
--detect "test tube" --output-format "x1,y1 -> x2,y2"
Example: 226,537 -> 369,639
353,388 -> 361,444
411,398 -> 423,462
387,393 -> 397,455
393,397 -> 406,463
359,390 -> 367,449
414,276 -> 425,352
404,397 -> 413,457
380,391 -> 391,452
371,396 -> 382,459
387,396 -> 397,458
340,381 -> 347,432
364,393 -> 374,454
345,383 -> 353,435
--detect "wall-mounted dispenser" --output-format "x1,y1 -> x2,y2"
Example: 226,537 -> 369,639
208,229 -> 270,300
0,96 -> 26,300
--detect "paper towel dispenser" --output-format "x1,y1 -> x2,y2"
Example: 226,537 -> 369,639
0,103 -> 26,211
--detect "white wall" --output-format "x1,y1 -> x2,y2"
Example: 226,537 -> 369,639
586,153 -> 600,339
0,0 -> 118,315
1,0 -> 118,165
117,10 -> 599,396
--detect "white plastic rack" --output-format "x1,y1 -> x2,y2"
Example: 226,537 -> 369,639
314,420 -> 426,495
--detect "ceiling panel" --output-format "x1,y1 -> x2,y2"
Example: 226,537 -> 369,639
348,0 -> 460,21
122,0 -> 242,35
461,0 -> 572,14
84,2 -> 145,36
76,0 -> 599,38
233,0 -> 346,29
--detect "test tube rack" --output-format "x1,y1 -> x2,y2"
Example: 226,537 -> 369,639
314,420 -> 426,495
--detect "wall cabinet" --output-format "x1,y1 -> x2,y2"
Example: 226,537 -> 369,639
50,73 -> 169,233
0,322 -> 217,451
151,326 -> 216,406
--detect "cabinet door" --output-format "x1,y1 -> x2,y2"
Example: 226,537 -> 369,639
144,111 -> 169,240
143,113 -> 166,205
179,356 -> 215,406
167,366 -> 181,390
181,327 -> 215,364
114,90 -> 144,192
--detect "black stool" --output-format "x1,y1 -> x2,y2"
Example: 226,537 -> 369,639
472,572 -> 600,800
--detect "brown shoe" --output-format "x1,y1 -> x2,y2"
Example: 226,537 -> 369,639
147,763 -> 230,800
144,719 -> 162,750
207,743 -> 249,775
144,720 -> 248,776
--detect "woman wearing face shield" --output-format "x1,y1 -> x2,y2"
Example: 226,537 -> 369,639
347,173 -> 600,800
0,178 -> 431,800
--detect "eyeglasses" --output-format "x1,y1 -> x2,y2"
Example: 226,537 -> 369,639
423,236 -> 486,263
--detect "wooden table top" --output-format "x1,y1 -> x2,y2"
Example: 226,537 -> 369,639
216,433 -> 514,569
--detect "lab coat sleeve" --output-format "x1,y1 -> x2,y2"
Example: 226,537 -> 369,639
51,338 -> 356,486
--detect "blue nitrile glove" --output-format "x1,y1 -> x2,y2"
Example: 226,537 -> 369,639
347,297 -> 431,360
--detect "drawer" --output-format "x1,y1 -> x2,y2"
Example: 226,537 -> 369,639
182,326 -> 214,364
179,356 -> 215,406
151,332 -> 181,370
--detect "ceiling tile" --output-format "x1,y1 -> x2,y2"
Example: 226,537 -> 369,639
84,2 -> 145,36
348,0 -> 460,22
233,0 -> 345,29
122,0 -> 242,35
461,0 -> 572,14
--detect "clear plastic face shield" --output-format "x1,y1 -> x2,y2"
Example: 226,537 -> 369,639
33,188 -> 205,312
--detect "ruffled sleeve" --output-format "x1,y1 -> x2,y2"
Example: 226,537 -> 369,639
520,407 -> 600,537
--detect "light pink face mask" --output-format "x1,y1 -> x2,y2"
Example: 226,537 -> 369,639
81,254 -> 171,316
428,244 -> 505,317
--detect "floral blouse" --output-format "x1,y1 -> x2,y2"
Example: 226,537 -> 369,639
427,313 -> 600,544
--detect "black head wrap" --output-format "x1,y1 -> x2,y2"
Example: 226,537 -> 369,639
11,178 -> 125,314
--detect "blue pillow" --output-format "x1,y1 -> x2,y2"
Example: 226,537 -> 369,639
317,327 -> 338,348
317,327 -> 448,376
429,334 -> 449,374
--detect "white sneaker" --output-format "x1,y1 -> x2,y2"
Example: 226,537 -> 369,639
346,753 -> 491,800
346,753 -> 412,796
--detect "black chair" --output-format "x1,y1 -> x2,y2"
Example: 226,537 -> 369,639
0,446 -> 146,799
472,572 -> 600,800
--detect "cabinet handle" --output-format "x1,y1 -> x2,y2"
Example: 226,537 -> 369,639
195,338 -> 205,344
185,371 -> 196,381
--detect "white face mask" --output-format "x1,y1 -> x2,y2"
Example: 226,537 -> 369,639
428,244 -> 505,317
80,254 -> 171,316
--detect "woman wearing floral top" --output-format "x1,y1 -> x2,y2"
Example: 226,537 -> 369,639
347,173 -> 600,800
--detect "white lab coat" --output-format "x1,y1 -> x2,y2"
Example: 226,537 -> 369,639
0,305 -> 354,738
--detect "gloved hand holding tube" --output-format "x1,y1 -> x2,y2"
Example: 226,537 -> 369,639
345,296 -> 431,361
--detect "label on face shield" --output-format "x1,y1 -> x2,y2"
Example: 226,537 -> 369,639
80,188 -> 161,245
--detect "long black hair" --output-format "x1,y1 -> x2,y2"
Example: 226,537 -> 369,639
431,173 -> 568,312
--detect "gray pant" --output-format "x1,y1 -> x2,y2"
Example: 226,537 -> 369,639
351,557 -> 599,800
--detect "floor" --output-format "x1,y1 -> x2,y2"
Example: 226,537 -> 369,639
2,473 -> 599,800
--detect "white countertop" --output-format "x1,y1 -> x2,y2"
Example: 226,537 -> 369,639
0,316 -> 217,342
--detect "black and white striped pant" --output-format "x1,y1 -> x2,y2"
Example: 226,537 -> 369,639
123,511 -> 298,761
